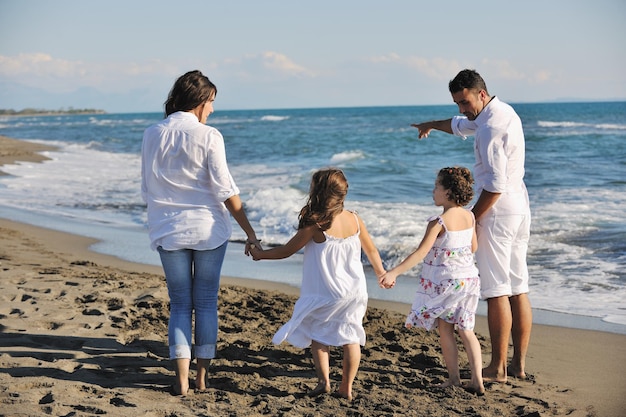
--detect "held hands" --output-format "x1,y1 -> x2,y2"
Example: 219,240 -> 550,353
410,123 -> 432,140
245,238 -> 264,261
378,270 -> 398,289
245,238 -> 262,258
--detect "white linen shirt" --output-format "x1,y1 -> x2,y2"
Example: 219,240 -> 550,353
141,111 -> 240,250
451,97 -> 530,215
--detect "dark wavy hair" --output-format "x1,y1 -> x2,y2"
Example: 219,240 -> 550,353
448,69 -> 489,95
164,70 -> 217,117
437,166 -> 474,206
298,168 -> 348,230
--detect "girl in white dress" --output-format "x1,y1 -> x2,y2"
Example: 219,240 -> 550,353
379,166 -> 484,395
250,168 -> 385,401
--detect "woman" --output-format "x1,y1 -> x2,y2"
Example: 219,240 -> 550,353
141,70 -> 260,396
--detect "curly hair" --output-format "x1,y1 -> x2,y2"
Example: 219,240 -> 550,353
164,70 -> 217,117
298,168 -> 348,230
437,166 -> 474,206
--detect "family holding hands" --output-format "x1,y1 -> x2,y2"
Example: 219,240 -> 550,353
142,69 -> 532,400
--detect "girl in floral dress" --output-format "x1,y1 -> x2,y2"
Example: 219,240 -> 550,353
379,166 -> 484,395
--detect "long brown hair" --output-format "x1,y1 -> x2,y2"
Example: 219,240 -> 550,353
298,168 -> 348,230
164,70 -> 217,117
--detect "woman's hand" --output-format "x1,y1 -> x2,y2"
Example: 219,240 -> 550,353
248,243 -> 264,261
245,238 -> 262,256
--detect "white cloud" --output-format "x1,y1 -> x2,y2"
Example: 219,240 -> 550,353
480,58 -> 527,81
364,54 -> 463,80
0,53 -> 183,93
0,53 -> 85,79
259,51 -> 316,77
0,51 -> 317,95
214,51 -> 317,81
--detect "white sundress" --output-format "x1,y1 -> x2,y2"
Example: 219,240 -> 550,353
405,214 -> 480,331
272,213 -> 368,348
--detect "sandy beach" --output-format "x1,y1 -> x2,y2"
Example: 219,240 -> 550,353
1,135 -> 625,416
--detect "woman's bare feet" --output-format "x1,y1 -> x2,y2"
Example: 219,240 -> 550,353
170,381 -> 189,397
195,358 -> 210,393
307,382 -> 331,397
194,374 -> 209,393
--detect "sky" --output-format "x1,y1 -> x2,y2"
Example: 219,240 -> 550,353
1,0 -> 625,113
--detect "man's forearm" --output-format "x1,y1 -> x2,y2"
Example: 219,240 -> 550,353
472,190 -> 501,220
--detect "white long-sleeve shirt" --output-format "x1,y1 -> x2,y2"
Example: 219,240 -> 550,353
141,111 -> 239,250
451,97 -> 530,215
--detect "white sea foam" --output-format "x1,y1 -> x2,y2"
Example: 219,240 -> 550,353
330,150 -> 366,165
2,141 -> 624,328
537,120 -> 626,130
260,115 -> 290,122
1,103 -> 625,333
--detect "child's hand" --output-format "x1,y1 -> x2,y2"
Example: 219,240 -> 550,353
378,271 -> 397,289
245,239 -> 262,257
249,244 -> 263,261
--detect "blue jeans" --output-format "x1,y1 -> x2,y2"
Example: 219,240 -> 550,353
157,243 -> 227,360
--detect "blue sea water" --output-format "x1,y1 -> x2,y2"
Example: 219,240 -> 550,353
1,102 -> 625,332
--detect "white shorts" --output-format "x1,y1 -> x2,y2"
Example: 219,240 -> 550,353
475,210 -> 531,299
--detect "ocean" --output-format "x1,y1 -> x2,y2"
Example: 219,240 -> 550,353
1,101 -> 625,334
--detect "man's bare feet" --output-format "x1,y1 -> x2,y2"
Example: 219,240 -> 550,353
506,365 -> 527,380
482,366 -> 507,383
307,382 -> 331,397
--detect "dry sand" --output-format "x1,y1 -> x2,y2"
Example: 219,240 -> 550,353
1,135 -> 625,416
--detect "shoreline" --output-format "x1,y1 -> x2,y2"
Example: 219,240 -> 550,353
1,135 -> 626,415
2,135 -> 624,334
1,216 -> 625,416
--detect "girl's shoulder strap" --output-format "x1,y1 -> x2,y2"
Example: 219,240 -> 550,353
427,214 -> 446,231
468,209 -> 476,227
350,210 -> 361,234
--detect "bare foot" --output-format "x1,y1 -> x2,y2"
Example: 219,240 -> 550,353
436,379 -> 461,389
333,390 -> 353,401
170,382 -> 189,397
482,367 -> 507,384
195,375 -> 209,393
307,382 -> 331,397
507,365 -> 527,380
462,382 -> 485,396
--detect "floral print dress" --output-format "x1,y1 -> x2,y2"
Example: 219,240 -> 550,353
405,214 -> 480,331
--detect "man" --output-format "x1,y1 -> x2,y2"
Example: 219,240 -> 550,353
413,69 -> 532,382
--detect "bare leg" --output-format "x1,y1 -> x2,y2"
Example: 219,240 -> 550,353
458,329 -> 485,395
437,319 -> 461,387
309,341 -> 331,396
337,343 -> 360,401
173,358 -> 190,396
509,293 -> 532,378
483,296 -> 511,383
195,358 -> 210,392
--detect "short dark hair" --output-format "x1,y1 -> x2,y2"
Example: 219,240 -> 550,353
164,70 -> 217,117
448,69 -> 488,95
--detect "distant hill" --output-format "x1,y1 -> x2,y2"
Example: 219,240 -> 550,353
0,108 -> 107,116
